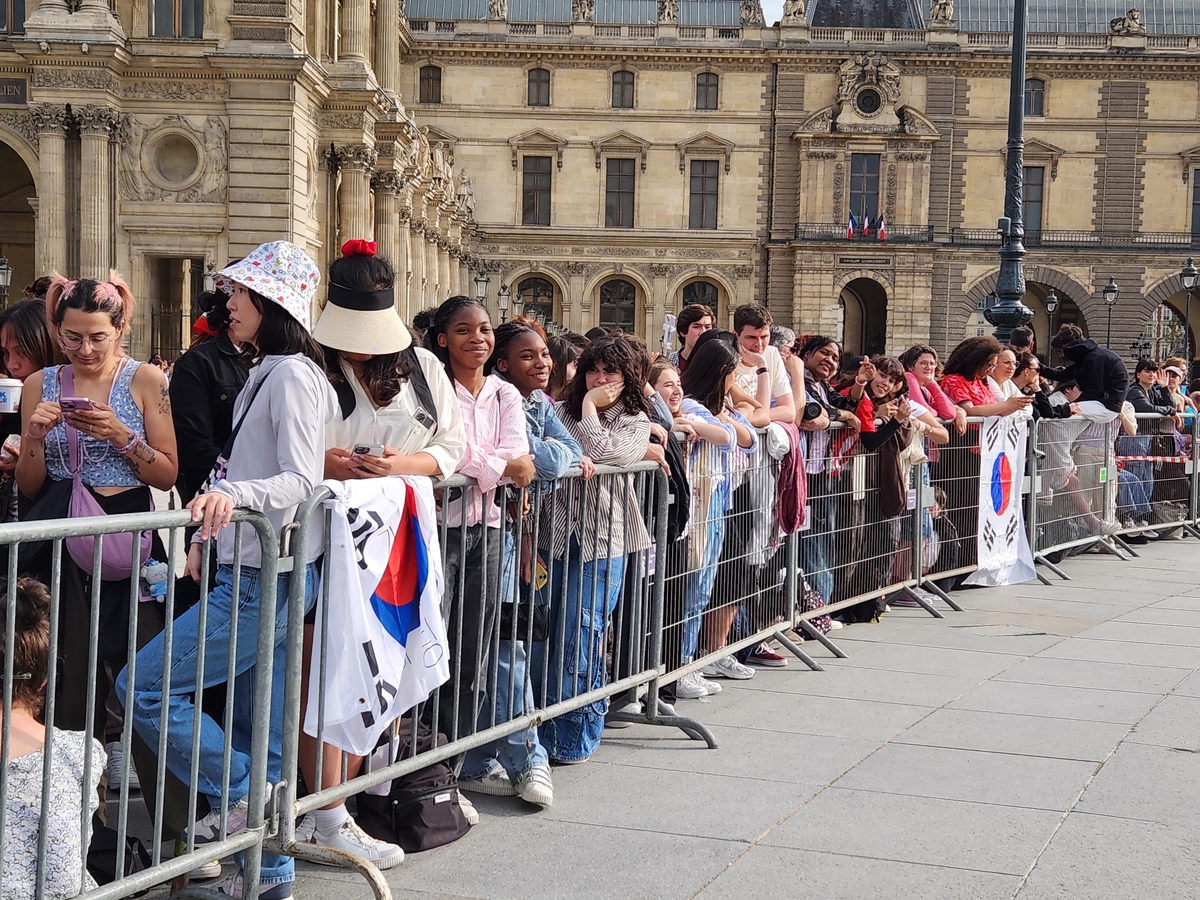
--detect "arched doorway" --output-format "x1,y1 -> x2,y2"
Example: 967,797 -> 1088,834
599,278 -> 637,331
1133,301 -> 1191,364
840,277 -> 887,356
0,140 -> 36,304
517,276 -> 556,323
1022,283 -> 1086,363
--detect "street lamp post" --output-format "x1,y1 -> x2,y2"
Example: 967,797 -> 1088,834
501,284 -> 514,321
0,257 -> 12,310
1044,288 -> 1059,365
983,0 -> 1035,342
474,269 -> 489,303
1180,257 -> 1197,374
1103,277 -> 1119,347
511,289 -> 524,319
203,261 -> 217,294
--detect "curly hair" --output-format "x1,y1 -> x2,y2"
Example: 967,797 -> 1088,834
944,335 -> 1003,381
564,334 -> 650,420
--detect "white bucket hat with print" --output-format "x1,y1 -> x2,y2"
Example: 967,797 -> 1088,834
218,241 -> 320,331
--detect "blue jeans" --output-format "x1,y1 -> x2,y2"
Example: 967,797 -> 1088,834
1116,435 -> 1153,519
118,563 -> 317,886
682,516 -> 724,663
799,475 -> 837,603
533,540 -> 626,763
462,533 -> 549,781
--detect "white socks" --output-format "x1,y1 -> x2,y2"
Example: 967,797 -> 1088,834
311,805 -> 351,838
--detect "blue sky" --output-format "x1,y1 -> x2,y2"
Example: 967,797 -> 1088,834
762,0 -> 785,23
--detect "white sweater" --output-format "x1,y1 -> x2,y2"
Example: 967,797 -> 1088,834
211,354 -> 337,567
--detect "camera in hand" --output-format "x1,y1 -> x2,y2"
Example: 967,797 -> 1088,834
802,400 -> 824,421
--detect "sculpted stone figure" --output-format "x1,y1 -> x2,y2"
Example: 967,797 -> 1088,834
929,0 -> 953,24
571,0 -> 593,23
1110,8 -> 1145,34
739,0 -> 764,25
456,168 -> 475,216
657,0 -> 677,24
781,0 -> 805,21
487,0 -> 506,19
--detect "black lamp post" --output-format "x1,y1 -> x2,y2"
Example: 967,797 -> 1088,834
474,268 -> 489,303
1181,257 -> 1197,373
1103,277 -> 1119,347
1044,288 -> 1059,365
983,0 -> 1035,342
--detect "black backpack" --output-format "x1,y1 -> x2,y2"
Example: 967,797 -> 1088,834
333,346 -> 438,424
353,719 -> 471,853
88,815 -> 152,895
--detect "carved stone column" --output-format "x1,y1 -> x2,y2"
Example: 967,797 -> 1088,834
374,0 -> 400,96
333,144 -> 377,245
459,259 -> 471,299
409,219 -> 425,311
32,104 -> 68,277
341,0 -> 371,64
78,105 -> 116,280
370,171 -> 403,279
438,240 -> 452,303
426,234 -> 440,304
397,207 -> 412,318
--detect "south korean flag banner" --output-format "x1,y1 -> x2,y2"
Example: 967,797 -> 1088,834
966,416 -> 1036,587
305,477 -> 450,756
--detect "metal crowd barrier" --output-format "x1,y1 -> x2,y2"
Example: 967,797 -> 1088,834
0,507 -> 280,900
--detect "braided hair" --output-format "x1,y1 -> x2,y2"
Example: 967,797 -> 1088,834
422,295 -> 489,378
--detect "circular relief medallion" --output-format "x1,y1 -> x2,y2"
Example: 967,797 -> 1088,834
142,130 -> 204,192
855,88 -> 883,116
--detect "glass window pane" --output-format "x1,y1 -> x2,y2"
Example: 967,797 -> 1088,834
522,156 -> 551,226
683,281 -> 718,306
600,279 -> 636,330
612,71 -> 634,109
152,0 -> 173,36
689,159 -> 718,230
182,0 -> 202,36
518,277 -> 555,321
1192,174 -> 1200,237
849,153 -> 881,224
605,158 -> 635,228
528,69 -> 550,106
420,66 -> 441,103
696,73 -> 718,110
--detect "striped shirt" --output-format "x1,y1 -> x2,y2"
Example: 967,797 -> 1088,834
552,400 -> 653,563
446,374 -> 530,528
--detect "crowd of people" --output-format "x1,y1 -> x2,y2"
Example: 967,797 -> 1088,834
0,243 -> 1194,900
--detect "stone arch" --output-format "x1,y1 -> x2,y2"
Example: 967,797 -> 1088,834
1142,270 -> 1197,361
665,268 -> 737,324
837,274 -> 890,356
583,267 -> 654,333
0,128 -> 40,296
0,125 -> 40,185
962,265 -> 1097,343
503,266 -> 569,322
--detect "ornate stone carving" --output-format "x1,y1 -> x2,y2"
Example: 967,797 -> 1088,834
832,162 -> 844,224
76,105 -> 117,136
896,151 -> 927,161
0,111 -> 37,149
330,143 -> 378,171
196,117 -> 228,203
371,170 -> 405,194
885,163 -> 897,221
837,53 -> 902,103
928,0 -> 953,25
781,0 -> 804,21
565,261 -> 596,276
123,81 -> 226,101
649,263 -> 675,278
657,0 -> 677,24
739,0 -> 763,25
487,0 -> 506,18
309,136 -> 321,218
32,68 -> 118,92
322,112 -> 368,130
116,114 -> 227,203
807,150 -> 838,159
571,0 -> 593,22
1110,8 -> 1145,34
732,266 -> 754,279
833,54 -> 904,134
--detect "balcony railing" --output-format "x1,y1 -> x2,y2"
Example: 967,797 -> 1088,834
949,229 -> 1200,251
794,223 -> 934,243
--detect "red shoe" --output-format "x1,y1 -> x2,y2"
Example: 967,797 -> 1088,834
747,643 -> 788,668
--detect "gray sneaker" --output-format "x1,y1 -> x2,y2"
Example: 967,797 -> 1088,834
186,797 -> 249,845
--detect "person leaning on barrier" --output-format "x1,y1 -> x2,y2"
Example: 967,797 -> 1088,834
1014,352 -> 1076,421
120,241 -> 336,900
900,344 -> 967,437
0,577 -> 104,900
731,303 -> 796,424
16,274 -> 180,810
456,318 -> 585,809
941,335 -> 1033,418
298,241 -> 466,867
1042,324 -> 1129,415
1008,325 -> 1035,357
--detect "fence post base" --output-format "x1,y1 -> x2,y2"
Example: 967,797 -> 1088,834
637,702 -> 720,748
900,586 -> 945,619
1034,554 -> 1072,580
277,840 -> 394,900
1109,534 -> 1141,558
774,631 -> 825,672
792,619 -> 848,659
918,580 -> 963,612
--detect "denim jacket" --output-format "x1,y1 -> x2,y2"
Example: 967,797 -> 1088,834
524,390 -> 582,480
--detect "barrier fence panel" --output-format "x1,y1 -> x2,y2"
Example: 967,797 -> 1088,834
273,464 -> 703,899
0,508 -> 280,900
921,418 -> 983,593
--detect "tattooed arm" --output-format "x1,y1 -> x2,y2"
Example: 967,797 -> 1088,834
119,364 -> 179,491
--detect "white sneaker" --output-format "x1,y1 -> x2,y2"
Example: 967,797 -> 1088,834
459,763 -> 517,797
605,700 -> 641,729
674,672 -> 709,699
294,815 -> 316,844
515,766 -> 554,808
701,655 -> 755,680
457,791 -> 479,826
828,619 -> 844,630
315,818 -> 404,869
187,797 -> 249,845
214,870 -> 292,898
173,838 -> 222,880
105,741 -> 140,793
697,673 -> 722,694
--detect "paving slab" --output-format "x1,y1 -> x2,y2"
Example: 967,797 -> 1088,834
947,678 -> 1163,725
1073,741 -> 1200,827
992,655 -> 1190,694
1124,693 -> 1200,750
893,707 -> 1129,762
1037,635 -> 1200,669
700,689 -> 934,742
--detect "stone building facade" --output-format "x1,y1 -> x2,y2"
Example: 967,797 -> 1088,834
0,0 -> 1199,364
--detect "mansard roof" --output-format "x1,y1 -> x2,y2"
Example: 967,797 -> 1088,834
407,0 -> 745,26
807,0 -> 1199,34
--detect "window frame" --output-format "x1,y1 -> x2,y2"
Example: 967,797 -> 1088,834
151,0 -> 202,37
1023,165 -> 1046,237
419,65 -> 442,104
688,158 -> 720,230
848,152 -> 881,227
611,70 -> 635,109
604,157 -> 636,229
599,278 -> 638,331
1024,78 -> 1045,117
695,72 -> 719,110
1,0 -> 26,33
527,67 -> 551,107
517,276 -> 557,322
1192,170 -> 1200,238
521,155 -> 553,227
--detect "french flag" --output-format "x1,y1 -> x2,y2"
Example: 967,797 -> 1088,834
877,215 -> 887,241
847,211 -> 857,240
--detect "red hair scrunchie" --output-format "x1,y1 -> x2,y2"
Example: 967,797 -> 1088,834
341,239 -> 377,258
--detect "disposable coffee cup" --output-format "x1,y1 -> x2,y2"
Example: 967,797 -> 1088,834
0,378 -> 22,414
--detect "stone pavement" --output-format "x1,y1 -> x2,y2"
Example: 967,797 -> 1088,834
292,538 -> 1200,900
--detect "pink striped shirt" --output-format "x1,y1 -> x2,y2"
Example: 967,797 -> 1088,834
446,374 -> 530,528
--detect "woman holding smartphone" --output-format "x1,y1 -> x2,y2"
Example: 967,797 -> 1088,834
294,240 -> 464,863
120,241 -> 335,900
